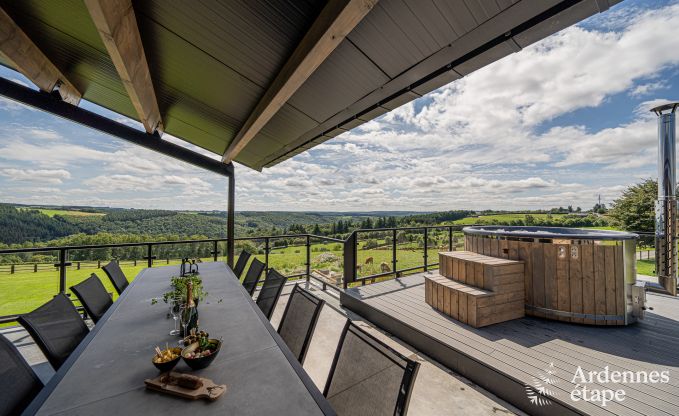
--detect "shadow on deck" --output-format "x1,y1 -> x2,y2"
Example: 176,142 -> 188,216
341,273 -> 679,416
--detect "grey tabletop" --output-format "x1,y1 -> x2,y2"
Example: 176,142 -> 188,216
24,262 -> 334,416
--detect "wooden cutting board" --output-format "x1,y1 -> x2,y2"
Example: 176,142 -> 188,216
145,372 -> 227,401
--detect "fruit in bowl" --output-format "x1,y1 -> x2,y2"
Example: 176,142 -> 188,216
182,329 -> 209,345
152,346 -> 182,372
181,336 -> 221,370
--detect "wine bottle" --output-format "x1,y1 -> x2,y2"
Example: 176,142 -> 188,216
182,281 -> 199,336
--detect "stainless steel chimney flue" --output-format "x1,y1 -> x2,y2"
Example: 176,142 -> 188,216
652,102 -> 679,296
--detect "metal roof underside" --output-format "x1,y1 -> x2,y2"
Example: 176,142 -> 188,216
0,0 -> 619,171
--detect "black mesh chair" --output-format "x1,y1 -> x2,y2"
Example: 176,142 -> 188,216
233,250 -> 252,279
70,274 -> 113,323
255,268 -> 288,320
323,320 -> 420,416
241,258 -> 266,296
0,335 -> 43,416
102,260 -> 129,295
277,284 -> 325,364
18,293 -> 90,370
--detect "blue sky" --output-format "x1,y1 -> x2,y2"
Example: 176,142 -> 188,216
1,0 -> 679,212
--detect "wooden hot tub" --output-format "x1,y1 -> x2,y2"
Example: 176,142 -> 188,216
462,226 -> 645,325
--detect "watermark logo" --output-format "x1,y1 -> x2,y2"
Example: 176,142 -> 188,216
526,363 -> 672,408
525,362 -> 558,406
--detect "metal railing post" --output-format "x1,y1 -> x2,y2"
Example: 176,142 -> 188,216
211,240 -> 220,262
265,237 -> 270,274
392,229 -> 397,277
306,235 -> 311,282
144,243 -> 156,267
54,248 -> 71,293
423,228 -> 428,271
449,226 -> 453,251
342,232 -> 357,289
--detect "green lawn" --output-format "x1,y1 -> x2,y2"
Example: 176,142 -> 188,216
636,259 -> 655,276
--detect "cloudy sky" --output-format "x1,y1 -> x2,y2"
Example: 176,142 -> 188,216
1,0 -> 679,212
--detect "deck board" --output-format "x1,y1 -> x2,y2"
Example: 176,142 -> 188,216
341,273 -> 679,416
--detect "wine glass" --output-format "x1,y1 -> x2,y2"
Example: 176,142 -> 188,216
169,298 -> 181,336
179,305 -> 194,343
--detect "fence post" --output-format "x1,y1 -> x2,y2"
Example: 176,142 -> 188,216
134,259 -> 137,266
306,235 -> 311,282
97,260 -> 100,268
34,263 -> 38,273
392,229 -> 397,277
11,264 -> 14,274
423,228 -> 428,272
265,237 -> 270,274
449,226 -> 453,251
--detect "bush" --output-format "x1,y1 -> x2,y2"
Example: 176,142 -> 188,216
362,239 -> 379,250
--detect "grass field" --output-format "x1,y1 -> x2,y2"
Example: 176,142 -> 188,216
452,213 -> 567,224
36,209 -> 105,217
636,259 -> 655,276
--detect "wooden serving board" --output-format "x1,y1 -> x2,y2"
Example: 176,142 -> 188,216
145,372 -> 227,401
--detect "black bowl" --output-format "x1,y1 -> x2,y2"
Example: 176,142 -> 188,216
152,348 -> 182,372
181,340 -> 221,370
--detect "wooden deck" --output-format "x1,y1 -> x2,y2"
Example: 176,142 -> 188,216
340,273 -> 679,416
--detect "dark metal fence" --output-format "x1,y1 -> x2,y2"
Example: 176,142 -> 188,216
0,227 -> 656,323
342,225 -> 465,287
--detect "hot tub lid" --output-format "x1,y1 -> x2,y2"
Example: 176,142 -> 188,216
462,226 -> 638,240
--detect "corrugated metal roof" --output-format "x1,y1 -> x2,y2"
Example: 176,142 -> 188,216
0,0 -> 618,171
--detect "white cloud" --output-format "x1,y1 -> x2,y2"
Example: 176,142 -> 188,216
0,168 -> 71,184
629,80 -> 669,97
27,128 -> 61,140
84,174 -> 214,193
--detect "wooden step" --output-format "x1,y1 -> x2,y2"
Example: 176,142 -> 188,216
425,274 -> 525,328
439,251 -> 524,291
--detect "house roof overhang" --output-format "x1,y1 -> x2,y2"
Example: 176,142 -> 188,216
0,0 -> 619,171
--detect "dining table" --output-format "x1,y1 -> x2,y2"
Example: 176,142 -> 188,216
23,261 -> 335,415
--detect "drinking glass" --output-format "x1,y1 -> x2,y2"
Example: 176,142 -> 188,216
169,299 -> 181,336
179,305 -> 194,342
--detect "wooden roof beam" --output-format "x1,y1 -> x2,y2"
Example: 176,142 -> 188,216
0,8 -> 81,105
222,0 -> 378,163
85,0 -> 163,134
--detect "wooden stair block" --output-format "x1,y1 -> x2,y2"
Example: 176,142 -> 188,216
438,251 -> 524,292
425,272 -> 525,328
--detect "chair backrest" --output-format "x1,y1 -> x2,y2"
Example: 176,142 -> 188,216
233,250 -> 252,279
18,293 -> 90,370
241,258 -> 265,296
277,284 -> 325,364
323,320 -> 420,416
0,335 -> 43,416
255,268 -> 288,320
70,274 -> 113,323
102,260 -> 129,295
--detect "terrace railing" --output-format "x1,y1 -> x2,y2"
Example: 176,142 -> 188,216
0,234 -> 342,324
0,227 -> 656,324
342,225 -> 465,287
